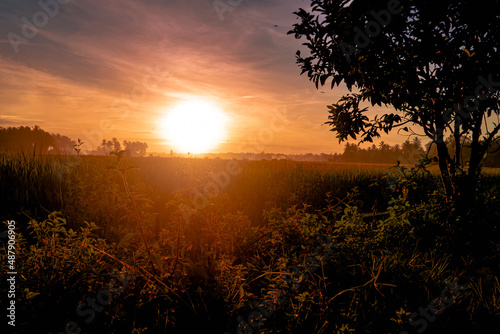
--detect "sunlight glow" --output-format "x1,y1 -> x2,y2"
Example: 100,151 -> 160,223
161,99 -> 228,153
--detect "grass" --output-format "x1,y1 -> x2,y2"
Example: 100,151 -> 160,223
0,152 -> 499,333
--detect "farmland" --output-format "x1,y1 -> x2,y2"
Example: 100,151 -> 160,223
1,153 -> 500,333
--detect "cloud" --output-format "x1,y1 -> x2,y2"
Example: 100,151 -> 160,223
0,0 -> 357,153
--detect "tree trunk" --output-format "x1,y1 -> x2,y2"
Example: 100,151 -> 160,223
436,140 -> 454,202
455,120 -> 484,210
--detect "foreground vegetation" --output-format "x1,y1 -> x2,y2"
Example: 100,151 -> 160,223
1,152 -> 499,333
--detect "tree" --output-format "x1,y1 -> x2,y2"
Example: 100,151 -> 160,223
289,0 -> 500,206
123,141 -> 148,157
341,143 -> 362,162
51,133 -> 76,154
0,125 -> 55,154
112,138 -> 121,152
483,138 -> 500,167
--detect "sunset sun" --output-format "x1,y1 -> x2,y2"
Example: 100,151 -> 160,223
161,99 -> 228,153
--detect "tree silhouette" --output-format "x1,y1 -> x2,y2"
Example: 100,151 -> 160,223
112,137 -> 121,152
339,140 -> 424,163
123,140 -> 148,157
106,140 -> 113,152
0,125 -> 55,154
51,133 -> 76,154
289,0 -> 500,205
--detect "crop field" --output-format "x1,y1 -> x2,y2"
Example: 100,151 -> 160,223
1,153 -> 500,333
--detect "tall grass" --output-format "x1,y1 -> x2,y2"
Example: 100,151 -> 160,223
0,153 -> 499,333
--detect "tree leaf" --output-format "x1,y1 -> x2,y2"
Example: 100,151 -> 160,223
117,233 -> 135,248
150,253 -> 163,271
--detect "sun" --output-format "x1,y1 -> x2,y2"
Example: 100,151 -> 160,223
161,99 -> 228,153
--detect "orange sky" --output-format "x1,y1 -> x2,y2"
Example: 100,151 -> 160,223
0,0 -> 407,154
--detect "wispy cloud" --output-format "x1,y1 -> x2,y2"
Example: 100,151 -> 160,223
0,0 -> 398,153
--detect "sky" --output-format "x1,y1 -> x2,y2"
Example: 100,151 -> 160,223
0,0 -> 404,154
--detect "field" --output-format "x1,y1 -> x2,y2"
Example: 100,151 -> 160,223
1,153 -> 500,333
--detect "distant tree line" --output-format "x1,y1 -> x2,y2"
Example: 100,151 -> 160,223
0,126 -> 149,157
339,138 -> 424,164
1,125 -> 497,165
337,137 -> 499,167
338,137 -> 500,167
0,125 -> 69,154
196,136 -> 499,167
426,136 -> 500,168
87,138 -> 148,157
